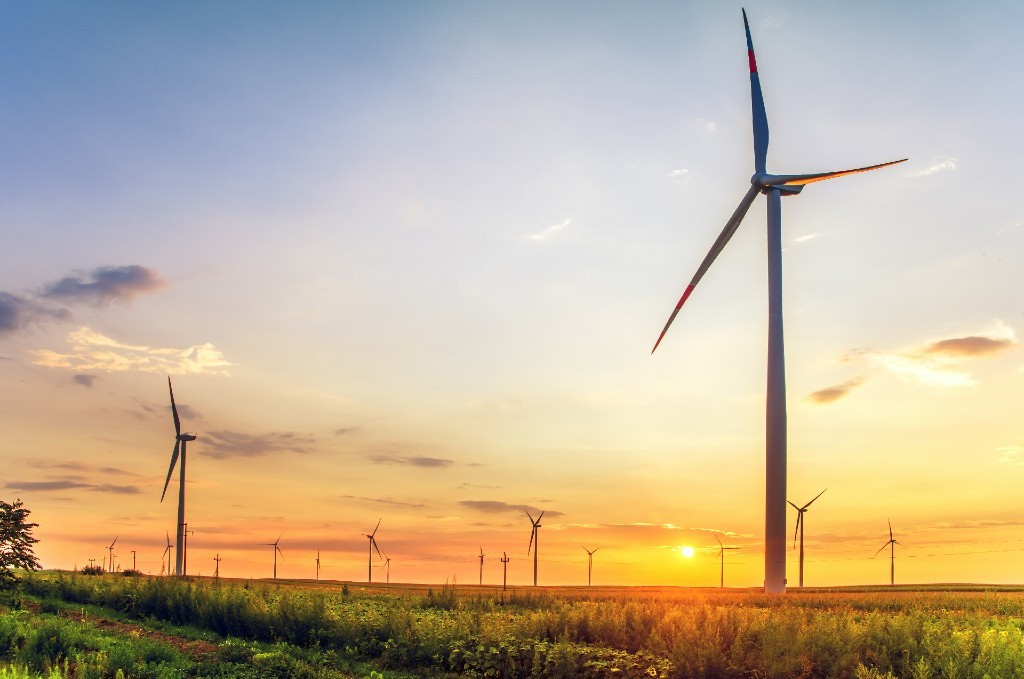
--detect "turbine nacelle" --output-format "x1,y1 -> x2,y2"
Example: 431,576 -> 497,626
177,433 -> 197,442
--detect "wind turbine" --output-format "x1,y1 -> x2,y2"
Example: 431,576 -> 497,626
213,554 -> 222,578
874,519 -> 903,586
160,377 -> 197,577
106,536 -> 117,573
382,553 -> 391,583
526,510 -> 544,587
650,9 -> 905,594
715,535 -> 741,589
500,552 -> 510,590
788,488 -> 827,588
316,551 -> 320,581
581,546 -> 600,587
478,547 -> 485,586
161,531 -> 173,576
262,532 -> 284,579
363,519 -> 382,583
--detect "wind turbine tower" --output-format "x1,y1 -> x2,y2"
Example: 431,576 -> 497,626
161,377 -> 197,577
363,519 -> 383,583
788,488 -> 826,587
650,10 -> 905,593
526,510 -> 544,587
316,551 -> 320,581
581,546 -> 600,587
874,519 -> 903,586
383,553 -> 391,583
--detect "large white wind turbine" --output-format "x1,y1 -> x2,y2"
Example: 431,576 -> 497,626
160,377 -> 196,577
652,10 -> 905,593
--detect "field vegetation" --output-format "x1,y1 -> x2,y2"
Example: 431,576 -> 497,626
3,572 -> 1024,677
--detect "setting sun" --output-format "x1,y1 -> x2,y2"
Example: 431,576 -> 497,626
680,546 -> 695,558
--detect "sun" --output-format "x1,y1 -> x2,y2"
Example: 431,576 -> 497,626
680,546 -> 695,558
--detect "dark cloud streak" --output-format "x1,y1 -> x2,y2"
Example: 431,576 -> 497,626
40,265 -> 164,305
460,500 -> 564,517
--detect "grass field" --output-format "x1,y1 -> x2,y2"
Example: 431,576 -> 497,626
3,572 -> 1024,677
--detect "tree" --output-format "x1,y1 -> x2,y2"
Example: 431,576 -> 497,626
0,498 -> 41,589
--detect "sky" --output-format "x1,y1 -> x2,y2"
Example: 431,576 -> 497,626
1,1 -> 1022,588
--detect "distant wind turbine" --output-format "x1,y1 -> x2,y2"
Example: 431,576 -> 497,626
715,535 -> 740,589
382,553 -> 391,583
500,552 -> 510,590
526,510 -> 545,587
106,536 -> 118,573
650,9 -> 905,594
214,554 -> 222,578
874,519 -> 903,586
316,551 -> 320,581
161,531 -> 173,576
363,519 -> 383,583
581,546 -> 600,587
788,488 -> 826,588
160,377 -> 197,577
478,547 -> 485,586
262,532 -> 284,579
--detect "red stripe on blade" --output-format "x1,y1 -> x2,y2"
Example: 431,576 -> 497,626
748,50 -> 757,73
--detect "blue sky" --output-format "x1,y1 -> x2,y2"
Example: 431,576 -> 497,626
1,1 -> 1021,586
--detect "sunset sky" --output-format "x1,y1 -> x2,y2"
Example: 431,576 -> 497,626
2,2 -> 1021,588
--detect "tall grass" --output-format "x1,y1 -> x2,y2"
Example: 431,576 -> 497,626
22,573 -> 1024,678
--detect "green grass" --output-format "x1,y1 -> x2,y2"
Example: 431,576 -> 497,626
15,572 -> 1024,678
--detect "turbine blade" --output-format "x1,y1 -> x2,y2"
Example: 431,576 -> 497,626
372,518 -> 381,537
873,541 -> 892,558
888,518 -> 893,541
527,527 -> 535,555
787,500 -> 799,511
715,534 -> 723,548
372,538 -> 382,558
792,514 -> 801,548
652,185 -> 760,353
160,440 -> 181,502
537,510 -> 545,523
743,8 -> 769,173
768,159 -> 907,187
168,376 -> 181,437
804,488 -> 827,509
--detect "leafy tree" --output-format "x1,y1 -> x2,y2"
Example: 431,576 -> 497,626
0,498 -> 41,589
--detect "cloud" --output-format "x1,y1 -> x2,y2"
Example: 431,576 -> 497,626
202,430 -> 315,459
367,454 -> 453,468
30,327 -> 233,375
905,159 -> 956,178
334,427 -> 359,436
71,374 -> 97,388
0,292 -> 70,335
666,169 -> 690,179
27,460 -> 142,477
794,234 -> 819,244
40,265 -> 165,305
806,376 -> 866,404
829,321 -> 1017,390
922,336 -> 1015,358
528,218 -> 571,242
459,500 -> 564,518
340,495 -> 428,510
696,118 -> 717,132
5,480 -> 141,494
997,443 -> 1024,465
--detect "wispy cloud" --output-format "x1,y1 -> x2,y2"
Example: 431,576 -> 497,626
794,233 -> 819,244
341,495 -> 428,510
367,454 -> 453,468
40,265 -> 164,305
905,159 -> 956,178
528,218 -> 571,242
666,169 -> 690,179
5,480 -> 141,494
997,442 -> 1024,465
696,118 -> 717,132
814,321 -> 1018,397
202,430 -> 315,459
460,500 -> 564,517
30,327 -> 233,375
0,292 -> 70,335
806,376 -> 867,404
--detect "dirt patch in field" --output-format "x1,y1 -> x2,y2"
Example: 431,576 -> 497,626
56,608 -> 219,661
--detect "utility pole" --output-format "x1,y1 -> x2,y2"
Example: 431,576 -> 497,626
214,554 -> 221,578
131,550 -> 136,572
500,552 -> 510,591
